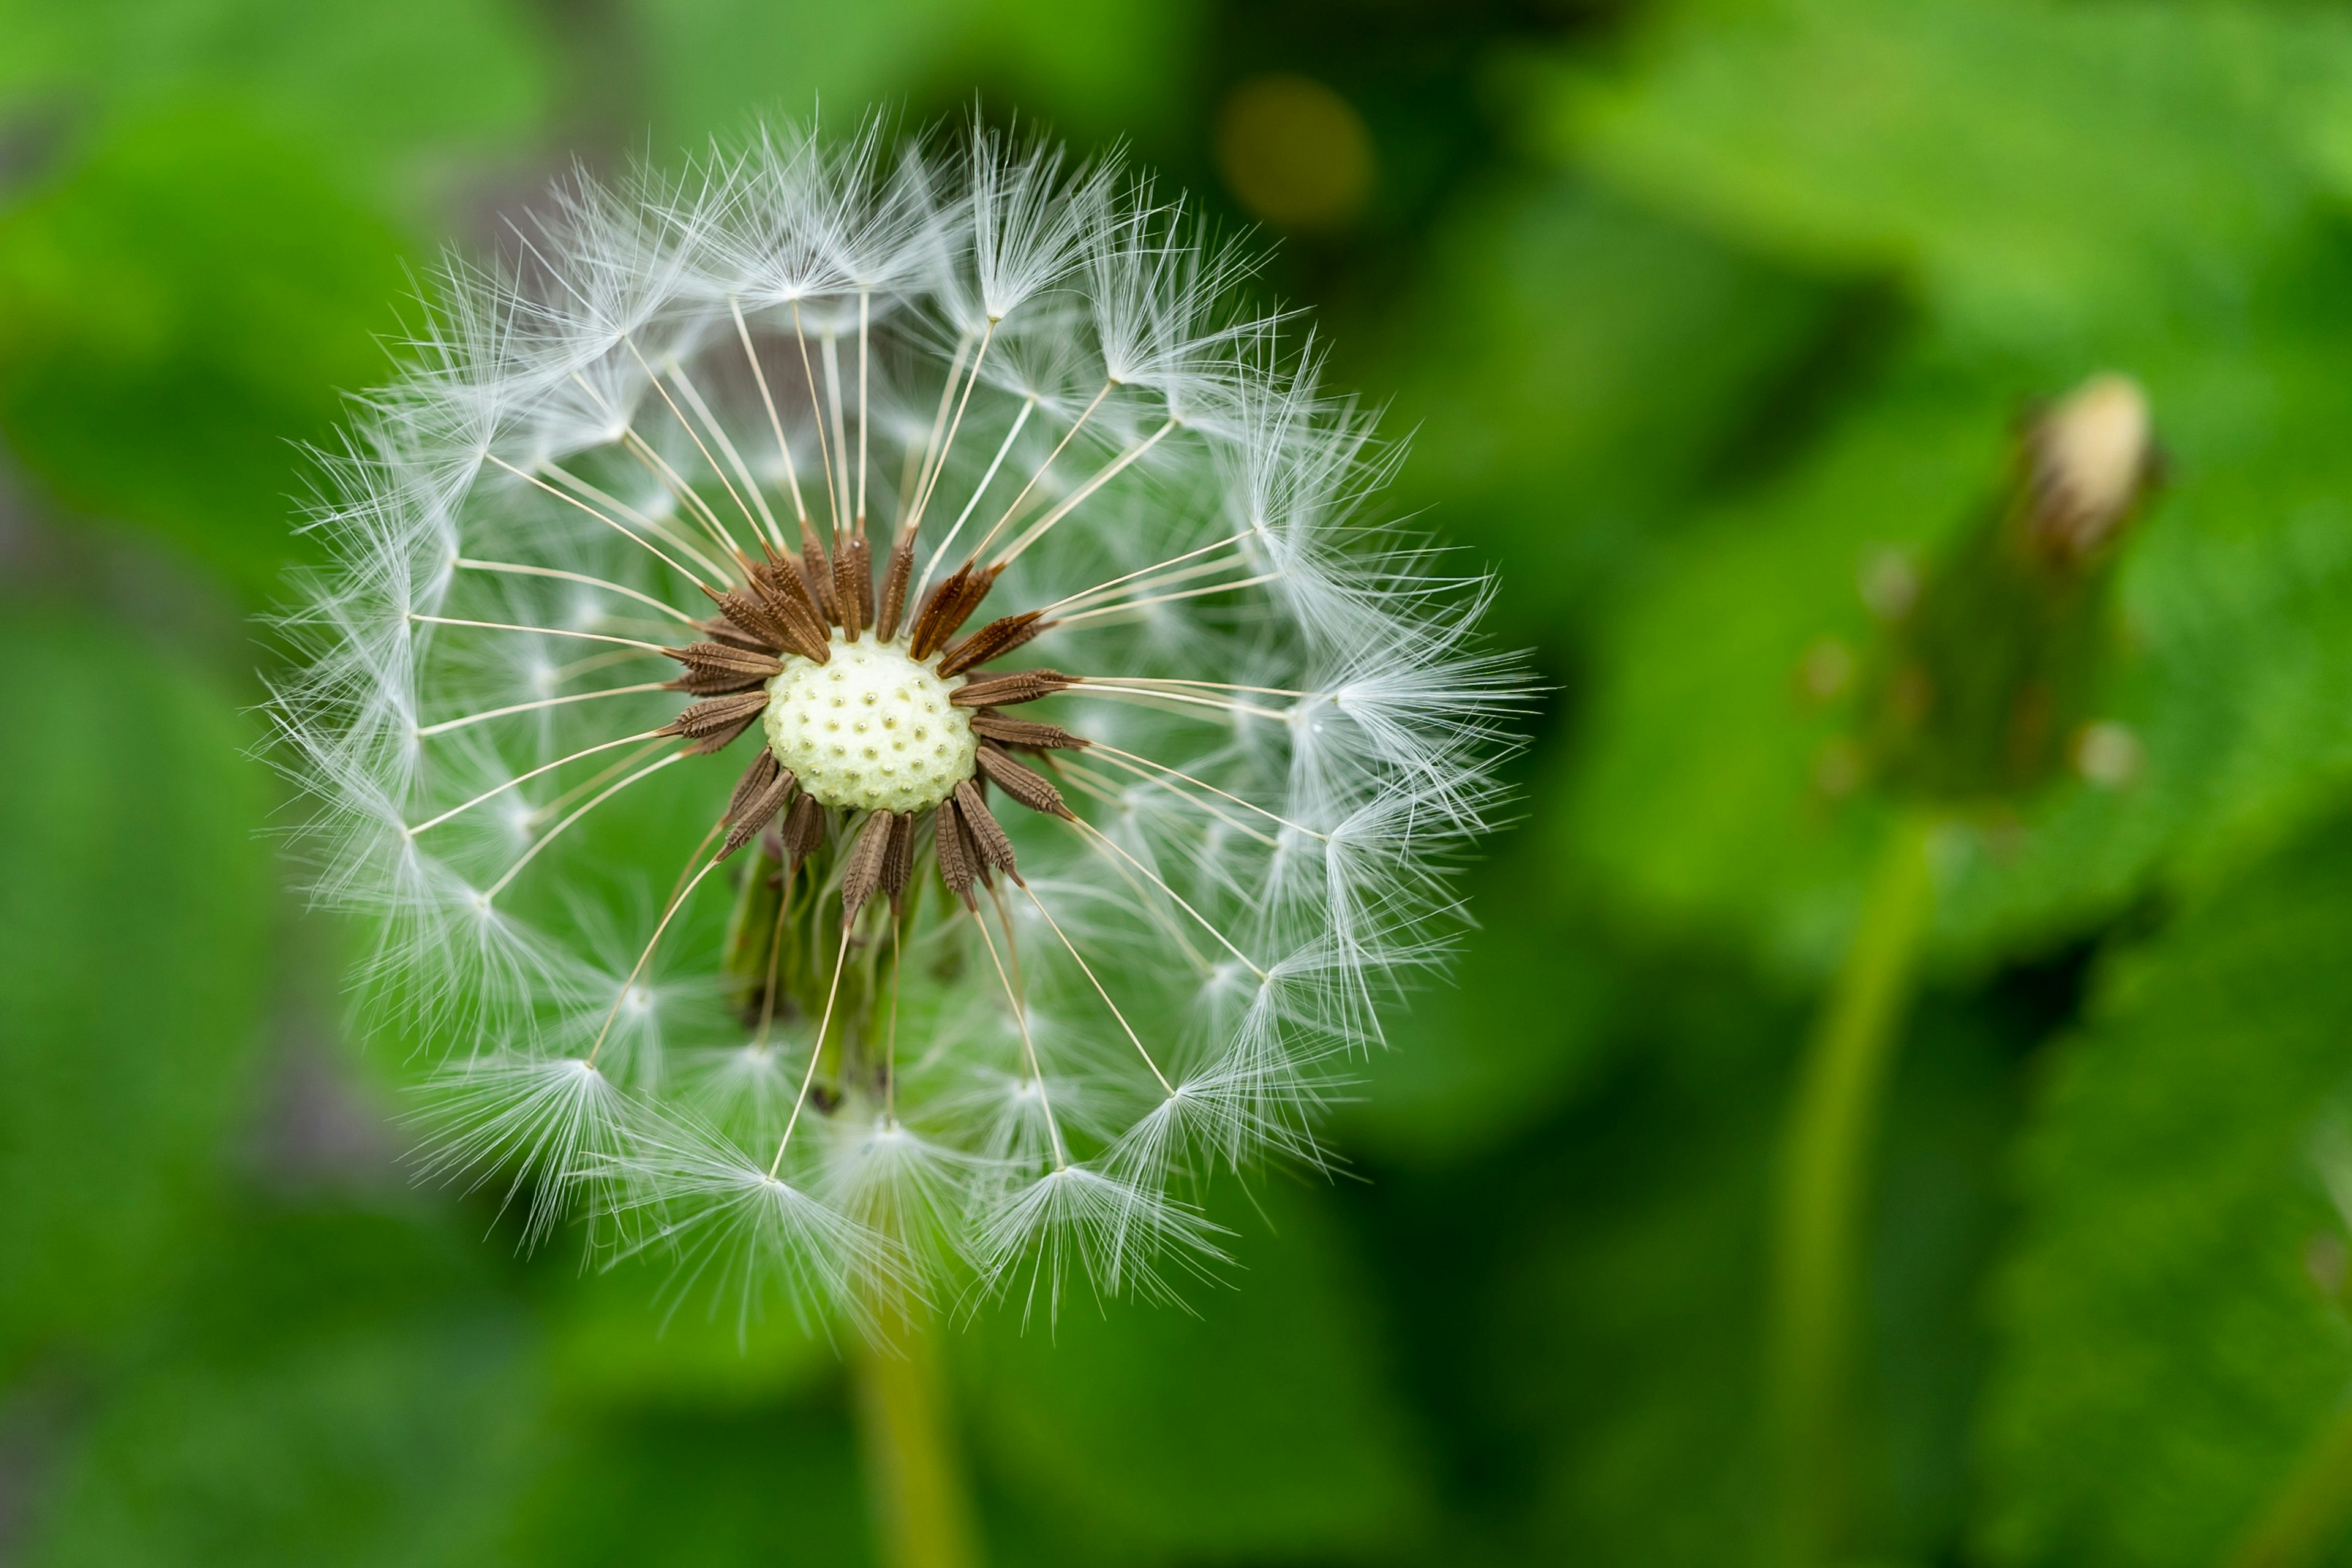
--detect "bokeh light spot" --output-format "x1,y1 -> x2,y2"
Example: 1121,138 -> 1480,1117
1213,74 -> 1374,231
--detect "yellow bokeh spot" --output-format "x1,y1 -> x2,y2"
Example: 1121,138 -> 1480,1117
1214,74 -> 1375,232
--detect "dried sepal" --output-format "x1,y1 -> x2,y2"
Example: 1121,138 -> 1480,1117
882,809 -> 917,911
702,586 -> 794,657
909,562 -> 1003,660
665,641 -> 785,695
695,614 -> 767,651
951,669 -> 1075,707
720,756 -> 796,861
842,809 -> 895,919
876,535 -> 916,641
971,712 -> 1087,750
848,535 -> 876,628
904,565 -> 969,659
725,750 -> 782,821
660,690 -> 769,741
974,745 -> 1072,820
746,556 -> 832,660
935,796 -> 981,907
832,538 -> 866,640
801,539 -> 837,624
952,778 -> 1020,877
779,791 -> 826,875
939,611 -> 1046,677
684,711 -> 762,755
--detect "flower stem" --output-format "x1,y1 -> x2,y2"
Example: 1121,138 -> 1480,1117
2225,1398 -> 2352,1568
1769,809 -> 1939,1566
853,1315 -> 982,1568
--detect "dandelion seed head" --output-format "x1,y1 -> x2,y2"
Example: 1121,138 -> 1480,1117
274,110 -> 1527,1332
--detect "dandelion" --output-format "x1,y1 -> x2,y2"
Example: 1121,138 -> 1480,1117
274,114 -> 1525,1332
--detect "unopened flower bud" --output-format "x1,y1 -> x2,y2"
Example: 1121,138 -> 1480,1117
2022,373 -> 2155,565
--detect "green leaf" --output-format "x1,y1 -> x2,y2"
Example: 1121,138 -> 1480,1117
1980,813 -> 2352,1568
0,110 -> 412,595
1535,0 -> 2352,967
500,1403 -> 872,1568
25,1208 -> 539,1568
0,603 -> 273,1363
1372,175 -> 1849,644
28,1192 -> 870,1568
959,1178 -> 1434,1562
536,1253 -> 835,1412
1538,0 -> 2352,973
0,0 -> 549,194
1560,222 -> 2352,974
1341,829 -> 1629,1167
1354,958 -> 2018,1564
1556,0 -> 2352,347
1438,976 -> 1792,1566
1559,346 -> 2008,973
643,0 -> 1202,153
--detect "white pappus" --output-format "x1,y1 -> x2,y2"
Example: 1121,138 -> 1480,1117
271,113 -> 1528,1333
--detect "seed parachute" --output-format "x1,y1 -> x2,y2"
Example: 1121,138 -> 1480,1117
273,114 -> 1528,1331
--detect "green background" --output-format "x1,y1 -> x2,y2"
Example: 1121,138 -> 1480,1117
10,1 -> 2352,1562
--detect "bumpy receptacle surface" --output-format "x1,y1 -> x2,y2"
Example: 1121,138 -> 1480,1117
762,635 -> 977,813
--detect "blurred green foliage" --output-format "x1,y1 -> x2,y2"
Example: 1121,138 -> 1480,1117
1985,816 -> 2352,1568
1555,0 -> 2352,974
12,0 -> 2352,1564
0,114 -> 410,591
0,609 -> 272,1360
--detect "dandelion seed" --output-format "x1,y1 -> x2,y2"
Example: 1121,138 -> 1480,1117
276,112 -> 1526,1331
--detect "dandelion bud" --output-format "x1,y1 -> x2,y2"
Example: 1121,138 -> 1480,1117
1862,376 -> 2154,802
2021,373 -> 2155,565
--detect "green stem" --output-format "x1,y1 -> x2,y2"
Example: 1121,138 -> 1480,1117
1770,809 -> 1939,1567
853,1314 -> 982,1568
2225,1397 -> 2352,1568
